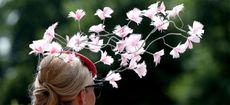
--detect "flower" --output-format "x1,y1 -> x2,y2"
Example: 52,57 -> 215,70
151,16 -> 169,31
113,25 -> 133,38
134,61 -> 147,78
28,2 -> 204,89
105,71 -> 121,88
126,8 -> 143,24
128,60 -> 147,78
89,24 -> 105,33
153,49 -> 164,66
43,22 -> 58,42
29,39 -> 48,55
188,21 -> 204,38
125,34 -> 145,53
67,33 -> 88,52
148,1 -> 159,9
142,2 -> 159,20
157,2 -> 166,14
120,53 -> 132,66
68,9 -> 86,21
45,41 -> 62,55
170,43 -> 186,58
113,40 -> 126,54
62,52 -> 80,63
128,58 -> 138,69
100,51 -> 114,65
88,34 -> 103,52
95,7 -> 114,20
166,4 -> 184,18
184,35 -> 200,49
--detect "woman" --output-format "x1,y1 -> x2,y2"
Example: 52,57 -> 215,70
30,53 -> 100,105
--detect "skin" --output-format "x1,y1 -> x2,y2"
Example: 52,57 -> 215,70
73,84 -> 96,105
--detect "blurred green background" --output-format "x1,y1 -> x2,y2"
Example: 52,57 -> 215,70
0,0 -> 230,105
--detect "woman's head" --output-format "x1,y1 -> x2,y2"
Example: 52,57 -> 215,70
30,54 -> 96,105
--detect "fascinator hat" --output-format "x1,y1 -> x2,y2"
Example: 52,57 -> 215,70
29,1 -> 204,88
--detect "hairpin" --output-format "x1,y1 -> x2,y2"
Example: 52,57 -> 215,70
29,1 -> 204,88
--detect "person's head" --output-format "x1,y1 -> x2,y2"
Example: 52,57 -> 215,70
30,54 -> 96,105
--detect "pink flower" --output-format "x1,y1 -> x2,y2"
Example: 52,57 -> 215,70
29,39 -> 48,55
113,25 -> 133,38
128,60 -> 147,78
45,42 -> 62,55
67,33 -> 88,52
133,62 -> 147,78
105,71 -> 121,88
95,7 -> 114,20
170,43 -> 186,59
62,52 -> 80,63
100,51 -> 114,65
157,2 -> 166,14
148,1 -> 159,9
43,22 -> 58,42
151,16 -> 169,31
68,9 -> 86,21
188,21 -> 204,38
127,47 -> 145,64
113,40 -> 126,54
88,34 -> 103,52
89,24 -> 105,33
125,34 -> 145,53
128,58 -> 138,69
184,35 -> 200,49
142,2 -> 159,20
120,53 -> 132,66
153,49 -> 164,66
166,4 -> 184,18
126,8 -> 143,24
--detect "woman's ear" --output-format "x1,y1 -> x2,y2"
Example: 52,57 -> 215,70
75,89 -> 86,105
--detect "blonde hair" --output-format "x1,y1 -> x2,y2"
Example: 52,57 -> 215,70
30,54 -> 93,105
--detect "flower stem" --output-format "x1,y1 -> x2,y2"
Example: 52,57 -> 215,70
78,21 -> 82,33
169,20 -> 187,33
177,15 -> 184,28
145,33 -> 185,50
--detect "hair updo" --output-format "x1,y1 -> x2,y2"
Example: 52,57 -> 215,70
30,54 -> 93,105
